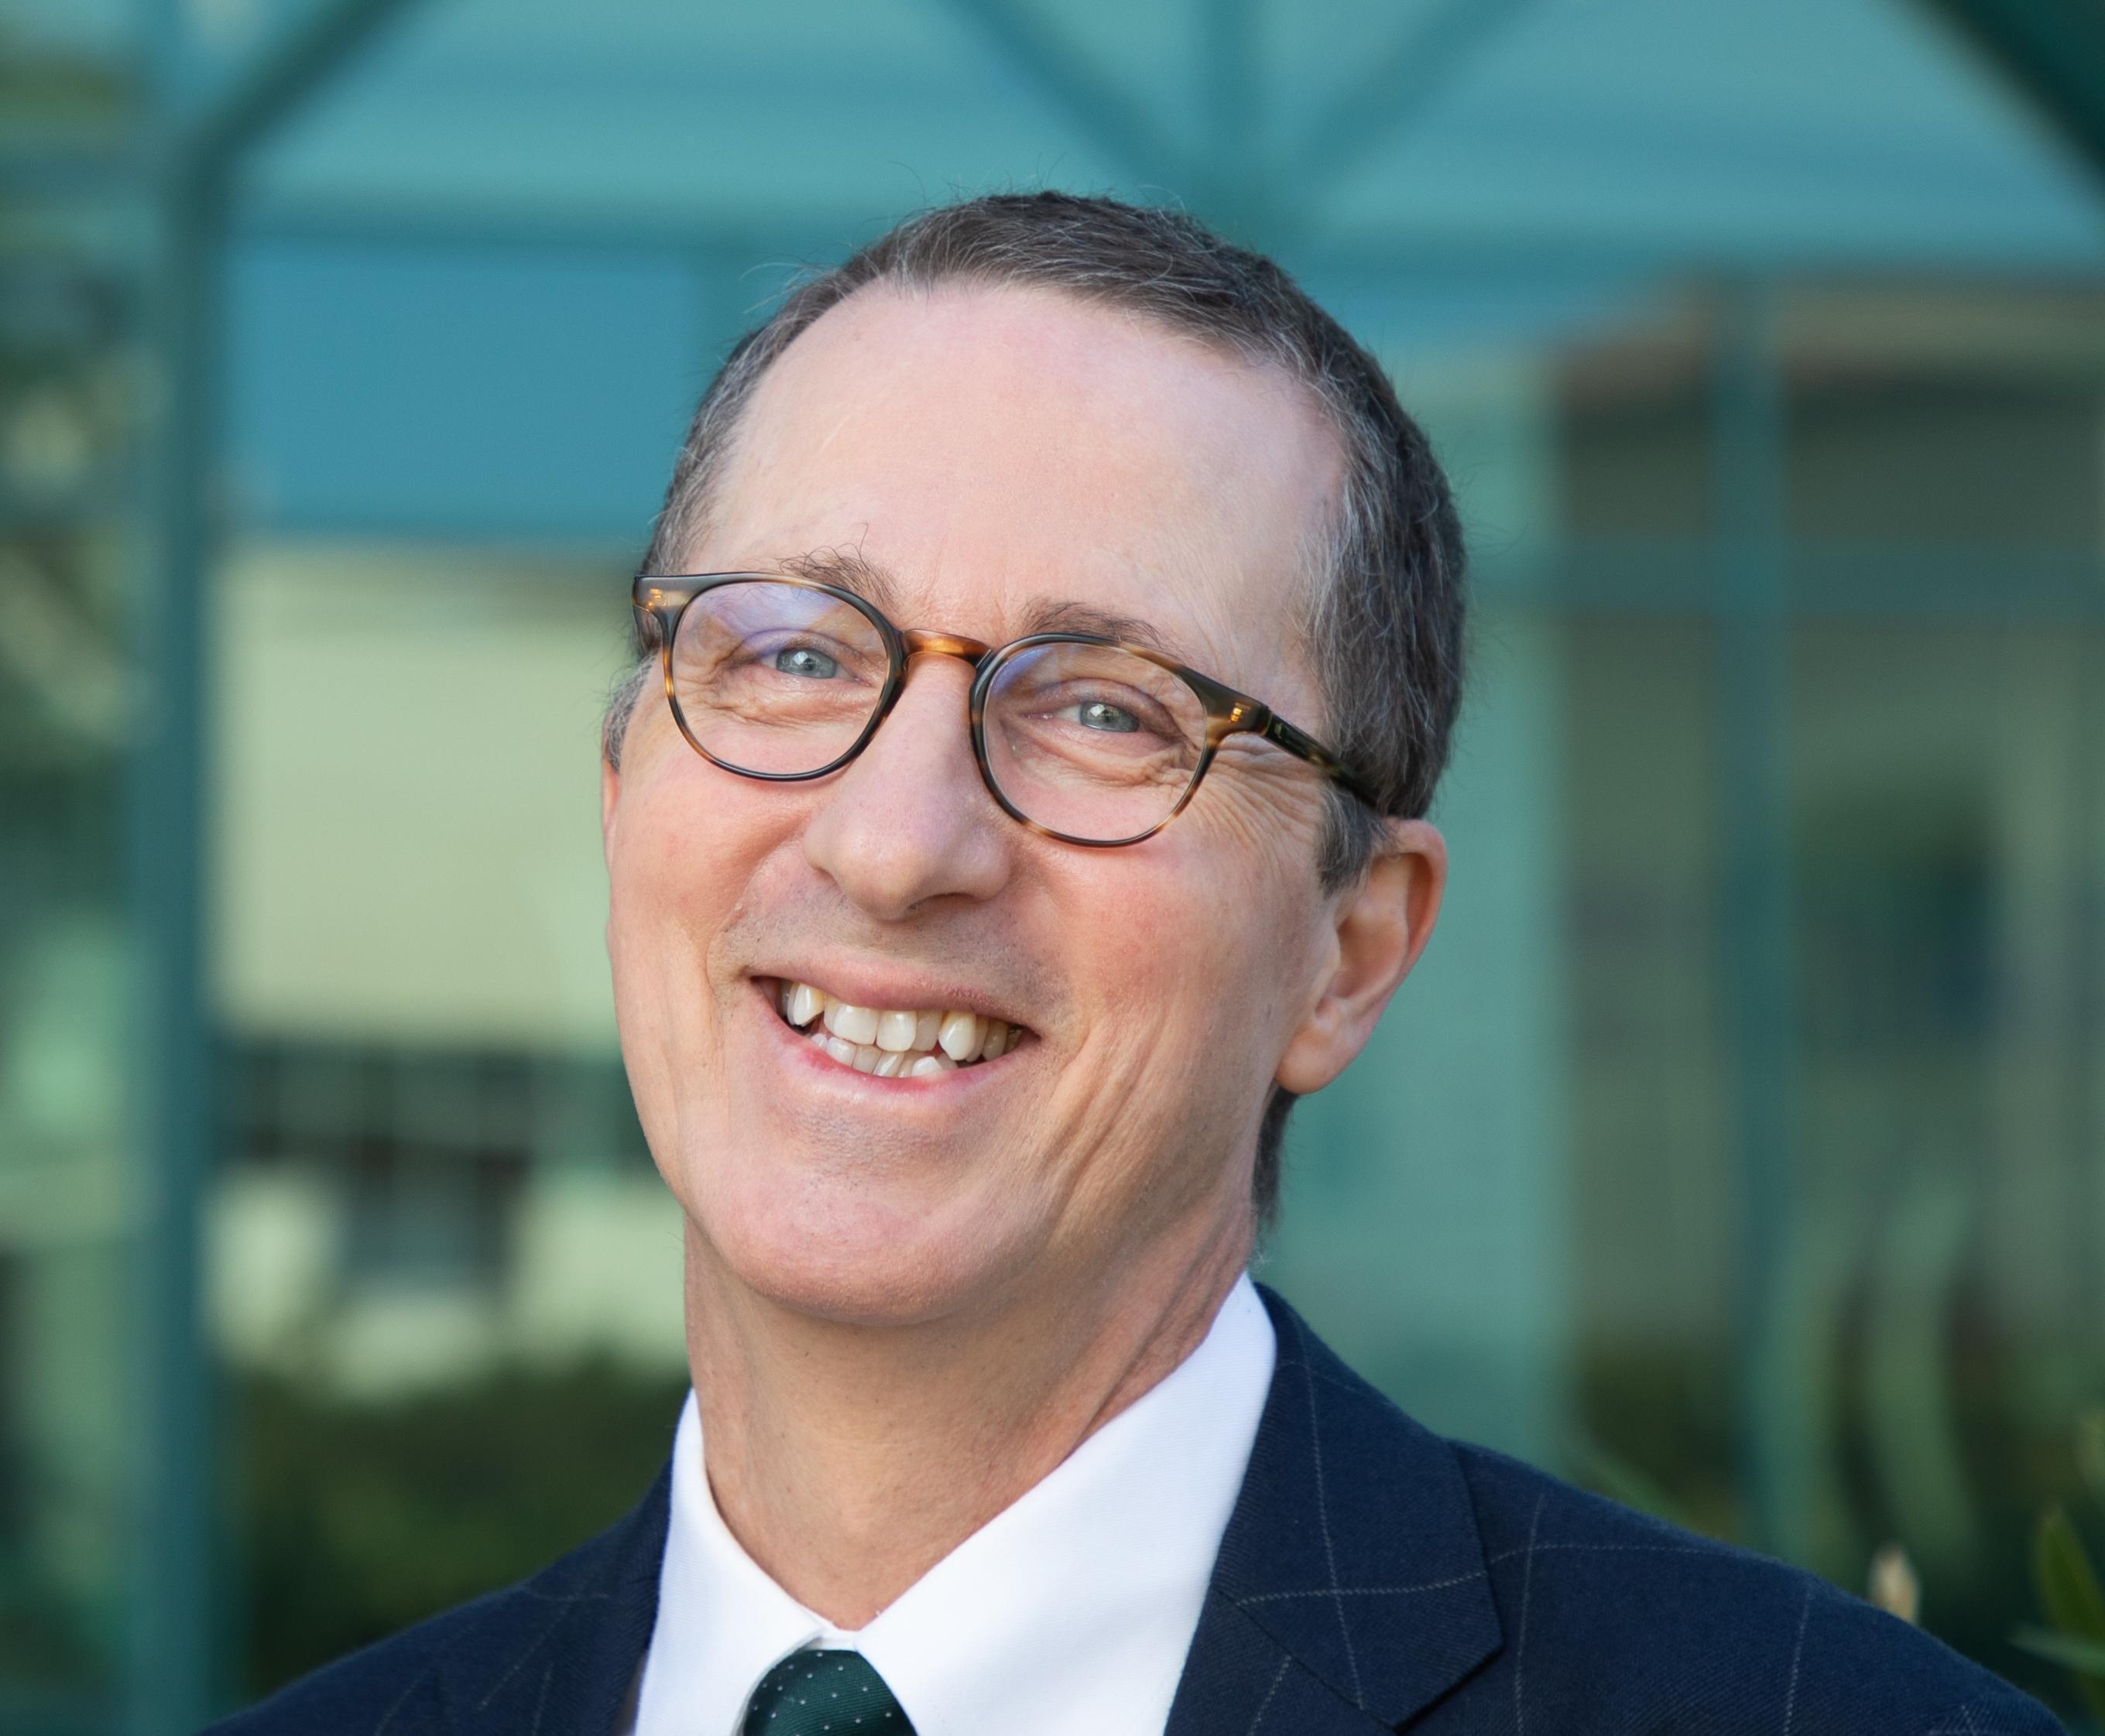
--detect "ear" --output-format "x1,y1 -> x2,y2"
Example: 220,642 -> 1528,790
601,752 -> 622,870
1274,819 -> 1446,1096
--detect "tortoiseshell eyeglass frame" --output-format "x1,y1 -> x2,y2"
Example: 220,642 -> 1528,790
632,572 -> 1384,848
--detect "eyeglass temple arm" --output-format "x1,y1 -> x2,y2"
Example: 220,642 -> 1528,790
1256,712 -> 1386,810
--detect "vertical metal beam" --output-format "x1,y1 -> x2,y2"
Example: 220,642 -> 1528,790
1710,283 -> 1809,1565
128,166 -> 222,1736
129,2 -> 426,1727
927,0 -> 1189,190
1286,0 -> 1538,194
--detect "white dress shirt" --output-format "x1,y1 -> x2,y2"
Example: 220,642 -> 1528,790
626,1274 -> 1277,1736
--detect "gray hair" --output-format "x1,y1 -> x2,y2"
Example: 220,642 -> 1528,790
607,192 -> 1468,1225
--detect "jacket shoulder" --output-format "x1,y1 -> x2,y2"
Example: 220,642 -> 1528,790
201,1585 -> 508,1736
1452,1443 -> 2065,1734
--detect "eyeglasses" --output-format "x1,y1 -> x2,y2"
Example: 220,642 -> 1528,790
632,573 -> 1380,847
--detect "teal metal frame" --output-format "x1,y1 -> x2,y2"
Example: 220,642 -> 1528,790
1709,285 -> 1807,1567
1925,0 -> 2105,180
135,9 -> 428,1730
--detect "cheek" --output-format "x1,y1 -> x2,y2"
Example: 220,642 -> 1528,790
605,782 -> 706,1156
604,759 -> 771,1097
610,752 -> 768,936
1038,858 -> 1302,1244
608,809 -> 703,1023
1061,831 -> 1318,1097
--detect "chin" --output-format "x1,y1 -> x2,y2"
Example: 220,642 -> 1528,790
684,1145 -> 1039,1328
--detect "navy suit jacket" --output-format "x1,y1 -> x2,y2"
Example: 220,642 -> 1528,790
210,1288 -> 2065,1734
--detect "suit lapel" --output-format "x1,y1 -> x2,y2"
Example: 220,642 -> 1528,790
437,1464 -> 670,1736
427,1289 -> 1501,1736
1167,1289 -> 1504,1734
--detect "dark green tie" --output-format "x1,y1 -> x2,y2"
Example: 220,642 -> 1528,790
739,1649 -> 915,1736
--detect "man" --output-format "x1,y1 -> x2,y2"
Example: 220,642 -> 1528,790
213,193 -> 2063,1734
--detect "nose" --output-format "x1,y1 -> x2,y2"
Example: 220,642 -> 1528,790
801,650 -> 1011,919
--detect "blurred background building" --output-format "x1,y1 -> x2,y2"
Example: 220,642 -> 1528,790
4,0 -> 2105,1728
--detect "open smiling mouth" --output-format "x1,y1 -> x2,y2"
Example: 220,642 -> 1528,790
771,978 -> 1030,1078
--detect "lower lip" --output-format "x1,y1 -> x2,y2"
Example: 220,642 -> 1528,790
753,980 -> 1023,1094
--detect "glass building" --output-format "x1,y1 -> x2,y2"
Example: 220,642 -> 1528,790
2,0 -> 2104,1727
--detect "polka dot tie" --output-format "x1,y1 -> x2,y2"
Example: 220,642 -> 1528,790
739,1649 -> 916,1736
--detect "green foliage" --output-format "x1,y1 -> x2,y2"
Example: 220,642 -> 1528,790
0,1558 -> 101,1698
1569,1435 -> 1706,1536
1580,1339 -> 2103,1711
2013,1627 -> 2105,1681
2077,1409 -> 2105,1507
1573,1345 -> 1743,1546
2020,1425 -> 2105,1730
235,1361 -> 688,1703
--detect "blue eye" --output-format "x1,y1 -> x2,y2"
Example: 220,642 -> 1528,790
1073,700 -> 1138,733
774,646 -> 839,679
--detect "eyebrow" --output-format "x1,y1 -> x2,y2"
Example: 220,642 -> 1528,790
767,556 -> 1191,665
1017,597 -> 1183,661
774,548 -> 906,617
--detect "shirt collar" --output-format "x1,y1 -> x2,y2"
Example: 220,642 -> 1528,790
633,1273 -> 1276,1736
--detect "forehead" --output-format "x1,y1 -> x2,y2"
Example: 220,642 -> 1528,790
697,282 -> 1342,683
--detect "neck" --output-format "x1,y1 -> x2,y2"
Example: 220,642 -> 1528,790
682,1214 -> 1253,1628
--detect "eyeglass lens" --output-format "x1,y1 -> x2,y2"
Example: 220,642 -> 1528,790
669,579 -> 1209,842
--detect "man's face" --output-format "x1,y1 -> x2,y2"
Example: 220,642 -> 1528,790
604,283 -> 1365,1327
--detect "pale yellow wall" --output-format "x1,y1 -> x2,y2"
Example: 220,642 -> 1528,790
213,540 -> 633,1053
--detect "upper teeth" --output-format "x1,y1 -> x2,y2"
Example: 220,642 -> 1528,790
777,980 -> 1021,1077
